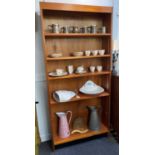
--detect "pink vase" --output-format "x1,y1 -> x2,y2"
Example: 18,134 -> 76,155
56,111 -> 72,138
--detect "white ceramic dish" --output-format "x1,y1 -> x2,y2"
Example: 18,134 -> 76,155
53,90 -> 76,102
48,72 -> 68,77
48,52 -> 63,58
79,80 -> 104,95
75,70 -> 87,74
72,52 -> 83,57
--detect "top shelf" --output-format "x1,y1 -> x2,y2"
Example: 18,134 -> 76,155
44,32 -> 111,37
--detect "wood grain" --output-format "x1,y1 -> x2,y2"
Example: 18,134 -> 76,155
51,97 -> 109,145
40,2 -> 112,13
46,54 -> 111,61
50,92 -> 110,104
54,123 -> 109,145
46,58 -> 110,73
48,71 -> 111,80
44,33 -> 111,37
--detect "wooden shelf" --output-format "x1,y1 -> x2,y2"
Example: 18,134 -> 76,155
44,32 -> 111,37
54,123 -> 109,145
40,2 -> 112,149
48,71 -> 111,80
47,54 -> 111,61
50,92 -> 110,104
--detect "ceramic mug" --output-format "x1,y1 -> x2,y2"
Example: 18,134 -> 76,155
80,26 -> 87,33
92,50 -> 98,56
96,66 -> 103,72
85,50 -> 91,56
90,66 -> 95,73
101,26 -> 106,33
91,25 -> 97,33
99,49 -> 105,56
77,66 -> 84,73
48,24 -> 60,33
61,26 -> 69,33
67,65 -> 74,74
56,69 -> 64,75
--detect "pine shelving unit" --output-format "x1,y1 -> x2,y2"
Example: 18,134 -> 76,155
40,2 -> 113,150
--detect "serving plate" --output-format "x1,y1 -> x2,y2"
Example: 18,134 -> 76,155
48,72 -> 68,77
75,70 -> 87,74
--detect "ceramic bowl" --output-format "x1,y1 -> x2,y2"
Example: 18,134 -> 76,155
91,50 -> 98,56
98,50 -> 105,56
53,90 -> 76,102
48,52 -> 62,58
72,52 -> 83,57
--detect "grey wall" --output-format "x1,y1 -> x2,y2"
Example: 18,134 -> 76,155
35,0 -> 119,142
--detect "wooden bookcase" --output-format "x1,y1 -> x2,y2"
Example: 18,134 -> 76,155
40,2 -> 112,150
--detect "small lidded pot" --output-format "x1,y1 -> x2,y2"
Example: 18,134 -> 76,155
48,24 -> 60,33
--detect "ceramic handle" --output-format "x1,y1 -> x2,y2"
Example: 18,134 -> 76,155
67,111 -> 72,125
48,25 -> 52,30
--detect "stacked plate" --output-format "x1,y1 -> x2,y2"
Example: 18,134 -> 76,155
79,80 -> 104,95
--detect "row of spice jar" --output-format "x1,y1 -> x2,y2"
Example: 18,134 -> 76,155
48,24 -> 107,34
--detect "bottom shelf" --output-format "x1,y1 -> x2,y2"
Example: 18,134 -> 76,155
54,123 -> 109,145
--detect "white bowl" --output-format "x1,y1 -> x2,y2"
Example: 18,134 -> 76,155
72,52 -> 83,57
53,90 -> 76,102
48,52 -> 63,58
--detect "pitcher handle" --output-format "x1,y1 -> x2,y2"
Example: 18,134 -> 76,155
67,111 -> 72,125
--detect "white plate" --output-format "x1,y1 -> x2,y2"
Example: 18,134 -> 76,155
48,72 -> 68,77
75,70 -> 87,74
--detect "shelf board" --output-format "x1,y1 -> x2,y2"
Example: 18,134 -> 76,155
46,54 -> 111,61
54,124 -> 109,145
48,71 -> 111,80
50,92 -> 110,104
44,32 -> 111,37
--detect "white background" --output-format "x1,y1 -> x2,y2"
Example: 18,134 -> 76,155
0,0 -> 155,155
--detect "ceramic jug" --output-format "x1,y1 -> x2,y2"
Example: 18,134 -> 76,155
56,111 -> 72,138
87,106 -> 100,131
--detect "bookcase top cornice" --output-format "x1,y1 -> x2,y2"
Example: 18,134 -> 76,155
40,2 -> 113,13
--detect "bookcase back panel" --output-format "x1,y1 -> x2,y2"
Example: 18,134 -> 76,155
45,37 -> 110,57
51,97 -> 109,138
47,58 -> 110,72
43,10 -> 112,33
49,75 -> 110,95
